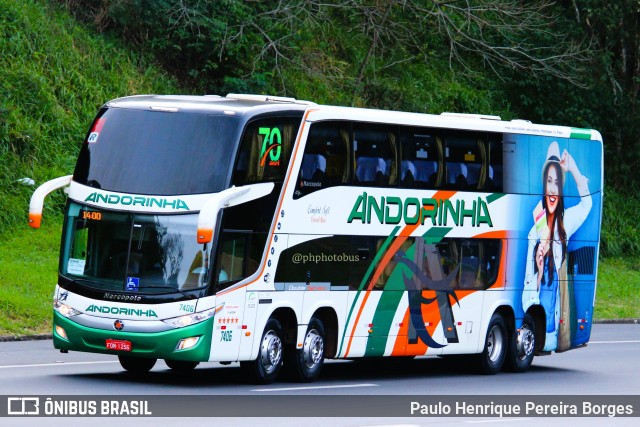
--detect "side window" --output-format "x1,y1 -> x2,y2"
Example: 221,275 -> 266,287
357,237 -> 501,291
215,232 -> 249,289
295,121 -> 350,199
212,186 -> 278,293
232,116 -> 301,186
214,230 -> 267,292
444,131 -> 485,190
399,127 -> 443,188
427,239 -> 501,290
274,236 -> 354,290
353,124 -> 397,187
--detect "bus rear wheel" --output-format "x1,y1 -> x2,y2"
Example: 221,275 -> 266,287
165,359 -> 199,372
476,313 -> 507,375
504,313 -> 536,372
242,318 -> 284,384
289,317 -> 325,382
118,355 -> 156,374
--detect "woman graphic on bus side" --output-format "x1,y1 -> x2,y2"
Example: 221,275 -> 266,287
524,141 -> 592,352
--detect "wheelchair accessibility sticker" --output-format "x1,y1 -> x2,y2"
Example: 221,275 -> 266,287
126,277 -> 140,292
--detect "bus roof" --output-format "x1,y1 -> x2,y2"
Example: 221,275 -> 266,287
104,94 -> 312,116
104,94 -> 601,142
306,105 -> 602,142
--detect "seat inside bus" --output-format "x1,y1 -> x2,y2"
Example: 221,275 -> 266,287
301,154 -> 327,181
354,129 -> 394,185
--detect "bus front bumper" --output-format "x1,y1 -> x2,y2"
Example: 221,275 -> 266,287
53,311 -> 213,362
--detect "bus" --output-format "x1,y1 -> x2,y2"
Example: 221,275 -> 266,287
29,94 -> 603,383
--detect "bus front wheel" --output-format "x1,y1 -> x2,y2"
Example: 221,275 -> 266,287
118,355 -> 156,374
504,313 -> 536,372
289,317 -> 325,382
242,318 -> 284,384
476,313 -> 507,375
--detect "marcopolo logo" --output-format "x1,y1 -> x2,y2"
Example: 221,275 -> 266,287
348,192 -> 493,227
86,304 -> 158,318
84,193 -> 189,211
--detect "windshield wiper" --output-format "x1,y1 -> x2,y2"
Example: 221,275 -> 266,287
137,285 -> 194,298
68,276 -> 121,291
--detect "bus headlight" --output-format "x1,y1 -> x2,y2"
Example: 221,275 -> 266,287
162,308 -> 215,328
54,300 -> 82,318
55,325 -> 69,340
176,336 -> 200,350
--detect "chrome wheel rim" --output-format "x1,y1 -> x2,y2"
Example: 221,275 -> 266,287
517,325 -> 535,360
303,328 -> 324,368
487,325 -> 504,363
260,330 -> 282,374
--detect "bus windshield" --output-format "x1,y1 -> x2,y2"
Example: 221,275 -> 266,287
61,202 -> 211,294
73,108 -> 240,195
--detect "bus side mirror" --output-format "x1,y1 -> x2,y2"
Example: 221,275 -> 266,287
196,182 -> 274,244
28,175 -> 73,228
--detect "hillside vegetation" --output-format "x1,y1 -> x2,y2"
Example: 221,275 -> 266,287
0,0 -> 638,335
0,0 -> 178,234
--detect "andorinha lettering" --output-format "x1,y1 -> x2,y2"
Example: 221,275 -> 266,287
84,192 -> 189,210
348,192 -> 493,227
85,304 -> 158,318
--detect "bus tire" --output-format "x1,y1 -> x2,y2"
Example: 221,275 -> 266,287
118,355 -> 156,374
476,313 -> 507,375
165,359 -> 199,372
243,317 -> 284,384
504,313 -> 536,372
290,317 -> 325,382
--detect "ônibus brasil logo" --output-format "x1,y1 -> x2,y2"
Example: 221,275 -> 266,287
259,127 -> 282,167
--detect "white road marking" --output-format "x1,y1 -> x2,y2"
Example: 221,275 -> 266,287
588,340 -> 640,344
0,360 -> 118,369
253,383 -> 378,392
355,425 -> 420,427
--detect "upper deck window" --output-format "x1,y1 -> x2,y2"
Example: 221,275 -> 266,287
294,120 -> 503,197
232,116 -> 302,186
400,128 -> 443,188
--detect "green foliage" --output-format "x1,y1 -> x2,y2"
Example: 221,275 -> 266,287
0,0 -> 178,233
57,0 -> 518,116
0,217 -> 62,335
594,256 -> 640,320
59,0 -> 269,94
600,188 -> 640,258
507,0 -> 640,192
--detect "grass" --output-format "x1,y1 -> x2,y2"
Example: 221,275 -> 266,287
0,217 -> 62,336
594,257 -> 640,320
0,220 -> 637,337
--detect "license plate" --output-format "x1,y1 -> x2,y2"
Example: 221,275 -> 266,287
106,339 -> 132,352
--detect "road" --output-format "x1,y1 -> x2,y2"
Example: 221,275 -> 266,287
0,324 -> 638,426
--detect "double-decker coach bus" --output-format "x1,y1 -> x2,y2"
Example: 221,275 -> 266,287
29,94 -> 603,383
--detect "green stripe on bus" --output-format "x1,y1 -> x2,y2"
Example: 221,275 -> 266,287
486,193 -> 506,204
364,246 -> 414,357
337,226 -> 400,356
364,227 -> 451,357
570,128 -> 592,140
422,226 -> 453,242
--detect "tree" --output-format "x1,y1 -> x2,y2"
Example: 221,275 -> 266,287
220,0 -> 591,96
